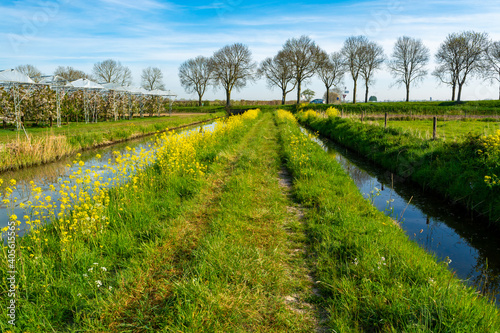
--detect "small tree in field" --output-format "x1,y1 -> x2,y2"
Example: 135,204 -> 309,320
317,51 -> 345,104
141,67 -> 165,91
388,36 -> 430,102
257,50 -> 296,105
15,64 -> 42,82
282,35 -> 323,104
434,31 -> 489,102
211,43 -> 256,108
302,89 -> 315,102
178,56 -> 213,106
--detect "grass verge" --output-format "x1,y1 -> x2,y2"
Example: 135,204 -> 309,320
88,112 -> 317,331
295,110 -> 500,224
0,110 -> 256,331
276,109 -> 500,332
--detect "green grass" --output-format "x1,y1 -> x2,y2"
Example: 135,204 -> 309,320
0,113 -> 224,172
296,112 -> 500,224
275,110 -> 500,331
0,113 -> 224,144
370,118 -> 500,141
0,112 -> 257,331
297,100 -> 500,116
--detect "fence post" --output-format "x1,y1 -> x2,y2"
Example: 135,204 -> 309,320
384,112 -> 388,128
433,116 -> 437,140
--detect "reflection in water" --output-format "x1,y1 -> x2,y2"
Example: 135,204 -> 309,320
301,127 -> 500,305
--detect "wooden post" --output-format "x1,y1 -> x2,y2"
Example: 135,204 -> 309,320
433,116 -> 437,140
384,112 -> 388,128
361,111 -> 364,122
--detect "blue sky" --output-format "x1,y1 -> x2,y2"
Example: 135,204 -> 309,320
1,0 -> 500,101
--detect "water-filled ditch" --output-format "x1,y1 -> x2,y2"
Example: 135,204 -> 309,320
301,126 -> 500,305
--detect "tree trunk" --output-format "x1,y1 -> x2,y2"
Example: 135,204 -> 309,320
198,95 -> 203,107
406,83 -> 410,102
281,89 -> 286,105
325,86 -> 330,104
451,82 -> 456,101
49,116 -> 53,127
296,80 -> 302,104
457,83 -> 463,102
353,80 -> 357,104
364,82 -> 369,103
226,89 -> 231,108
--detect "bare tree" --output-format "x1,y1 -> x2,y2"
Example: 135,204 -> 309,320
54,66 -> 91,81
211,43 -> 256,108
141,67 -> 165,91
388,36 -> 430,102
360,40 -> 385,103
257,50 -> 296,105
282,36 -> 323,104
317,51 -> 345,104
484,41 -> 500,100
178,56 -> 213,106
341,36 -> 369,104
92,59 -> 132,86
434,31 -> 489,102
15,64 -> 42,82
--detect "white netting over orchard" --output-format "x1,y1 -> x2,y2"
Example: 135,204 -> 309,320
0,69 -> 177,129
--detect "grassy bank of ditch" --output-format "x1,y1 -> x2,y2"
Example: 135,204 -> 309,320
0,112 -> 223,172
0,110 -> 260,331
295,110 -> 500,224
275,109 -> 500,331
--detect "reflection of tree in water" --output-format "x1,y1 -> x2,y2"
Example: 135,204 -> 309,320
336,156 -> 373,187
468,256 -> 500,303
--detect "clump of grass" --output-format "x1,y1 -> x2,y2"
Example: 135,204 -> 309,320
276,109 -> 500,331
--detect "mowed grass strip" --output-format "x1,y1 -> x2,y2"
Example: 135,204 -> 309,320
151,113 -> 316,332
275,110 -> 500,332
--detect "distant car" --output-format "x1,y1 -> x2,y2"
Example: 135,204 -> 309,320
309,99 -> 325,104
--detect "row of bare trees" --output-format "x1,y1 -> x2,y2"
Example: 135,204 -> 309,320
15,59 -> 166,91
179,31 -> 500,105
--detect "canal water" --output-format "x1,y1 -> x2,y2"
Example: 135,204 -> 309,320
301,126 -> 500,304
0,122 -> 215,236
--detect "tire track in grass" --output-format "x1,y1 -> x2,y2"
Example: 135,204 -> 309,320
157,113 -> 317,332
86,117 -> 263,332
278,166 -> 329,333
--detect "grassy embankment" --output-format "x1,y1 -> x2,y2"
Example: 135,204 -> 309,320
0,110 -> 316,332
295,109 -> 500,224
299,100 -> 500,116
0,112 -> 224,172
276,109 -> 500,331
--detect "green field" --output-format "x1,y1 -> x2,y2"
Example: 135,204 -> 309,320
371,118 -> 500,141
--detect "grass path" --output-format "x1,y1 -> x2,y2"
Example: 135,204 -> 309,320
85,113 -> 319,332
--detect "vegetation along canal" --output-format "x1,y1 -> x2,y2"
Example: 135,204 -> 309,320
301,126 -> 500,305
0,122 -> 215,237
